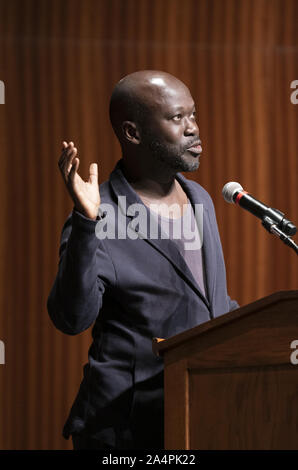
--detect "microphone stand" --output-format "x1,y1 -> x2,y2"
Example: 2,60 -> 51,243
262,216 -> 298,255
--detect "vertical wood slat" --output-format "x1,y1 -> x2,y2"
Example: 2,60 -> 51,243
164,360 -> 190,450
0,0 -> 297,449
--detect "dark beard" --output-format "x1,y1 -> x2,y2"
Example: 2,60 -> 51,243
147,138 -> 200,172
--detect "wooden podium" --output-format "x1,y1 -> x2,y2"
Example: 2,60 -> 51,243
153,291 -> 298,450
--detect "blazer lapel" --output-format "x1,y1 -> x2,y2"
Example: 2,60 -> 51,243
109,161 -> 212,310
139,224 -> 210,309
176,173 -> 216,307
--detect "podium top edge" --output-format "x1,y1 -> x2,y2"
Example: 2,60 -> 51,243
152,290 -> 298,357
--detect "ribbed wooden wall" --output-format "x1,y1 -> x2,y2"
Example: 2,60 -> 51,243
0,0 -> 297,450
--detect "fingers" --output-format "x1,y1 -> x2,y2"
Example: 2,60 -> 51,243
58,141 -> 77,181
66,145 -> 77,173
88,163 -> 98,185
58,141 -> 98,189
68,157 -> 80,183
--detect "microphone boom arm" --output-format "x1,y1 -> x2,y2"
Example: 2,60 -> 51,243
262,216 -> 298,255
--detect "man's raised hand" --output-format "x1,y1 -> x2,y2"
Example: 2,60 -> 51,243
58,141 -> 101,220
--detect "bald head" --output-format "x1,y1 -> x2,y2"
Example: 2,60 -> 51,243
109,70 -> 200,174
109,70 -> 191,143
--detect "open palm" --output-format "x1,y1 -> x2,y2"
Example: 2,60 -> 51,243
59,141 -> 100,220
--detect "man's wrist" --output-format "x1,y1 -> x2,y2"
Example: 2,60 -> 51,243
72,208 -> 100,232
73,206 -> 101,221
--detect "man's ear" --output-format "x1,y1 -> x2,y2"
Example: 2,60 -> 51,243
122,121 -> 141,144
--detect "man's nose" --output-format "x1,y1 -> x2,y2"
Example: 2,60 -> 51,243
184,117 -> 199,136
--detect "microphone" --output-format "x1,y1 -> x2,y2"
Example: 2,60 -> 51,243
222,182 -> 297,236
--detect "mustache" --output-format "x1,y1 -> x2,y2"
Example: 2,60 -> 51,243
183,139 -> 202,152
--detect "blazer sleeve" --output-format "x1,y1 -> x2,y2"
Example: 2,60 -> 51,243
47,209 -> 116,335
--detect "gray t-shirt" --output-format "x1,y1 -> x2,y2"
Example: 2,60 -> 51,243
150,201 -> 207,300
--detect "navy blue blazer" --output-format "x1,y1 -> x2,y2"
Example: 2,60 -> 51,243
47,160 -> 238,448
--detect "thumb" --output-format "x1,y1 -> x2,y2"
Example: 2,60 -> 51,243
89,163 -> 98,185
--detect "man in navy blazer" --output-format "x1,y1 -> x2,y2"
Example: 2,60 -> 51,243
47,70 -> 238,449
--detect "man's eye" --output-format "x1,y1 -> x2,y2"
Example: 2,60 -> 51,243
191,111 -> 196,119
172,114 -> 182,121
